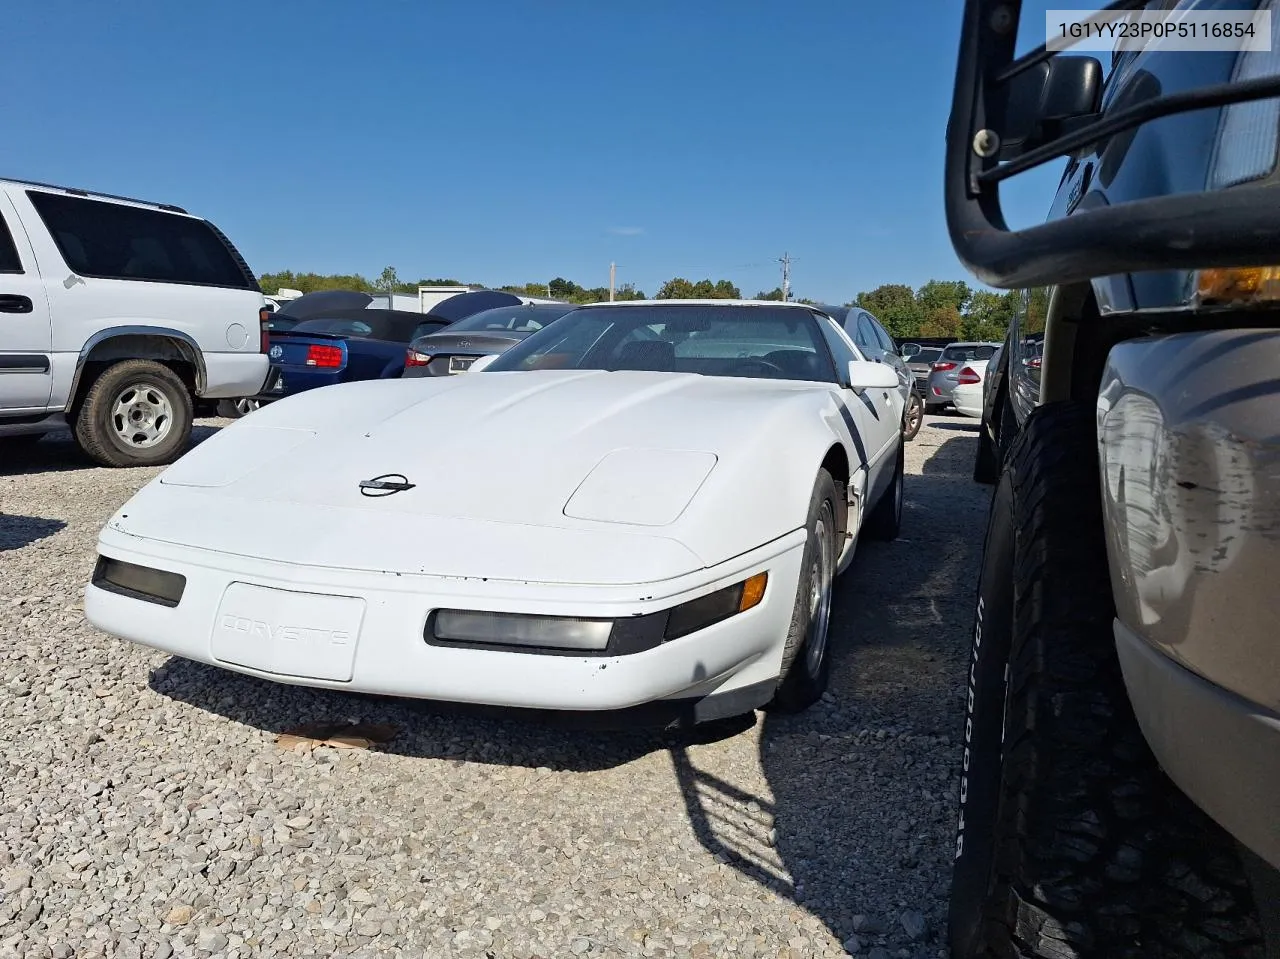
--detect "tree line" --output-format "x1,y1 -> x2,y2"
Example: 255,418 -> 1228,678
257,267 -> 1022,340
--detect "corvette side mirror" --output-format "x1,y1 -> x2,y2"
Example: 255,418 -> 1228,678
846,360 -> 899,392
467,354 -> 501,373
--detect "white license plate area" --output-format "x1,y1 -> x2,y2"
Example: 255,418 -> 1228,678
211,583 -> 364,682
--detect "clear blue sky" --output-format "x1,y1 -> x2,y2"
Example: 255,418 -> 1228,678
7,0 -> 1075,303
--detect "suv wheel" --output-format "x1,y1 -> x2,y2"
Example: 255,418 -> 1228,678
951,401 -> 1264,959
74,360 -> 193,468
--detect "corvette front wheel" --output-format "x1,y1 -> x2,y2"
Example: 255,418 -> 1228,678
768,468 -> 838,712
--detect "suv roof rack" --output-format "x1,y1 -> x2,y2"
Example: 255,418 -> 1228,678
3,176 -> 188,215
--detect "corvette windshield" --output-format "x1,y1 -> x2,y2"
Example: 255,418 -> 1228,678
484,305 -> 839,382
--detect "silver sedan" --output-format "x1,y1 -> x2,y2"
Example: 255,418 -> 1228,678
924,341 -> 1000,412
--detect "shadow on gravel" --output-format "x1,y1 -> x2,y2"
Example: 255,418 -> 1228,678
674,429 -> 988,953
0,421 -> 224,476
917,429 -> 984,476
928,421 -> 981,432
0,514 -> 67,550
150,656 -> 755,774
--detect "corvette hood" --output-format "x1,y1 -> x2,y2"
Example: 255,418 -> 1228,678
109,371 -> 837,583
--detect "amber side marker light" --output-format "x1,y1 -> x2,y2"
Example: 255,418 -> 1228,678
664,571 -> 768,641
1195,266 -> 1280,307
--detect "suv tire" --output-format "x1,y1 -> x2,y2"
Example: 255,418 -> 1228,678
74,360 -> 193,468
950,401 -> 1264,959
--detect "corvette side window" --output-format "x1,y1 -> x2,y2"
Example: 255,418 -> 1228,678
855,314 -> 880,356
816,314 -> 861,369
870,318 -> 895,354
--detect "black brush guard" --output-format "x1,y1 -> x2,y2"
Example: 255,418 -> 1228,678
947,0 -> 1280,289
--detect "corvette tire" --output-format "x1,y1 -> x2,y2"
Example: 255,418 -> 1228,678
768,468 -> 838,713
863,441 -> 904,542
949,401 -> 1263,959
904,391 -> 924,441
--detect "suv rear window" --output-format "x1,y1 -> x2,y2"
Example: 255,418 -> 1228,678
27,191 -> 255,290
0,213 -> 22,273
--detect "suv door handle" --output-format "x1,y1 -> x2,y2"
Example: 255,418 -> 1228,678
0,295 -> 33,314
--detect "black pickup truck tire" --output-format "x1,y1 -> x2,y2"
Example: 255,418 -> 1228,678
949,401 -> 1264,959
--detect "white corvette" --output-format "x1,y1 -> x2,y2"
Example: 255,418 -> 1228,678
85,301 -> 909,723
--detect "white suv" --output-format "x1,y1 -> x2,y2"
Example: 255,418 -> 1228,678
0,178 -> 269,466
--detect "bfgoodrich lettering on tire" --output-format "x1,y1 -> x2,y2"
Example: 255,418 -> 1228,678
949,401 -> 1264,959
74,359 -> 193,468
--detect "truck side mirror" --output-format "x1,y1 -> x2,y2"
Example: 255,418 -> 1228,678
997,55 -> 1104,160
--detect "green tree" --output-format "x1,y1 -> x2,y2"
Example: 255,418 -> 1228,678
613,283 -> 646,301
755,287 -> 785,301
657,277 -> 696,299
962,289 -> 1019,341
258,271 -> 378,295
1024,287 -> 1049,334
918,305 -> 963,338
376,266 -> 400,293
853,284 -> 923,338
658,277 -> 740,299
548,277 -> 586,301
917,279 -> 972,315
499,282 -> 552,298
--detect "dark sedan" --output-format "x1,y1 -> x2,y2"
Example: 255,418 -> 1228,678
905,347 -> 942,395
403,302 -> 575,377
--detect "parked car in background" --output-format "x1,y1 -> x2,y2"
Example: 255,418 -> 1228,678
950,362 -> 988,418
905,347 -> 942,395
252,309 -> 451,405
946,1 -> 1280,954
404,302 -> 574,377
0,177 -> 268,465
219,289 -> 531,415
838,306 -> 912,387
924,341 -> 999,412
87,301 -> 908,725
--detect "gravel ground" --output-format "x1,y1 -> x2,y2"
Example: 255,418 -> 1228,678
0,414 -> 990,959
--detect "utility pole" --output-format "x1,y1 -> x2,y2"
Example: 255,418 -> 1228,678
779,252 -> 792,302
609,262 -> 617,302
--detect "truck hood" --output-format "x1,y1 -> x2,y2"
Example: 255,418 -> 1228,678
107,370 -> 839,583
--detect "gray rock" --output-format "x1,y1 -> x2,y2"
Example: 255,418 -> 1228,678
195,928 -> 228,953
900,910 -> 927,941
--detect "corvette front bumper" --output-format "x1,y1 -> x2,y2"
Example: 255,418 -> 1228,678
85,526 -> 806,713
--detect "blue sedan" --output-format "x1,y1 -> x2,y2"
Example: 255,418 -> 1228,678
254,308 -> 451,401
